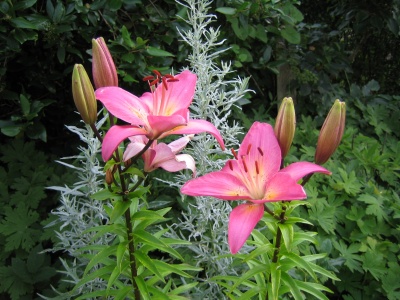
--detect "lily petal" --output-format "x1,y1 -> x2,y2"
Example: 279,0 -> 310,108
239,122 -> 281,182
263,172 -> 307,202
95,87 -> 149,125
164,119 -> 225,150
181,171 -> 251,200
102,125 -> 147,161
123,138 -> 146,161
168,135 -> 194,154
147,113 -> 188,139
176,154 -> 196,175
228,203 -> 264,254
281,161 -> 331,181
152,70 -> 197,114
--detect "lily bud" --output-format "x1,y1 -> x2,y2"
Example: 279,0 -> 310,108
105,169 -> 114,185
92,37 -> 118,89
274,97 -> 296,159
72,64 -> 97,125
315,99 -> 346,165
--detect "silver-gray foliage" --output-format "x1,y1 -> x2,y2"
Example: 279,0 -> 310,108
43,115 -> 113,299
162,0 -> 252,297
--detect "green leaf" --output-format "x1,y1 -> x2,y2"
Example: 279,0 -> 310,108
281,272 -> 303,300
0,204 -> 40,251
91,188 -> 122,201
283,252 -> 317,280
358,194 -> 386,222
57,46 -> 65,63
83,245 -> 118,275
280,25 -> 301,44
134,276 -> 151,300
269,262 -> 281,300
75,265 -> 114,292
134,250 -> 165,282
146,46 -> 174,57
121,26 -> 135,48
133,230 -> 183,260
216,7 -> 237,15
279,223 -> 294,251
256,24 -> 268,43
14,0 -> 37,10
110,199 -> 132,223
10,17 -> 38,29
296,281 -> 332,299
362,250 -> 386,280
333,240 -> 363,272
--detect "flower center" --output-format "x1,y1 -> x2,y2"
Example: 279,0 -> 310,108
143,70 -> 179,116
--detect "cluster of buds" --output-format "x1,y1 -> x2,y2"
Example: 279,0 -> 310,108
72,37 -> 118,126
274,97 -> 346,164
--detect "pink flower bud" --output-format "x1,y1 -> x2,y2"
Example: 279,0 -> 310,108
315,100 -> 346,165
72,64 -> 97,125
274,97 -> 296,159
92,37 -> 118,89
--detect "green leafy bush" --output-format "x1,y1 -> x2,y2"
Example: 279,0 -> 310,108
0,139 -> 73,299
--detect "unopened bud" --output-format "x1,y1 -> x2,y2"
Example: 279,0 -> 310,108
92,37 -> 118,89
72,64 -> 97,125
105,169 -> 114,185
315,100 -> 346,164
274,97 -> 296,158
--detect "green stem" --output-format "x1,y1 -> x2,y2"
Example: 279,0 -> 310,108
113,141 -> 152,299
124,205 -> 140,299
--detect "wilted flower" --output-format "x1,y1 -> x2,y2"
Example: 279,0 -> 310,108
181,122 -> 331,254
92,37 -> 118,89
274,97 -> 296,159
72,64 -> 97,125
315,100 -> 346,165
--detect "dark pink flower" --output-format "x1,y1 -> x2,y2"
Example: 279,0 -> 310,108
181,122 -> 331,254
96,70 -> 224,161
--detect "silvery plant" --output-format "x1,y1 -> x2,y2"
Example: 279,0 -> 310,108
162,0 -> 251,298
44,0 -> 250,298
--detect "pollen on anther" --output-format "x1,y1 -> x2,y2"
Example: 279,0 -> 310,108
231,148 -> 238,160
242,159 -> 248,173
228,161 -> 233,171
152,70 -> 162,78
162,76 -> 168,90
255,161 -> 259,174
258,147 -> 264,156
247,144 -> 252,155
143,75 -> 154,81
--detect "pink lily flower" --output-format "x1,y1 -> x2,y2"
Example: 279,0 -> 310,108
95,70 -> 225,161
181,122 -> 331,254
123,135 -> 196,174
